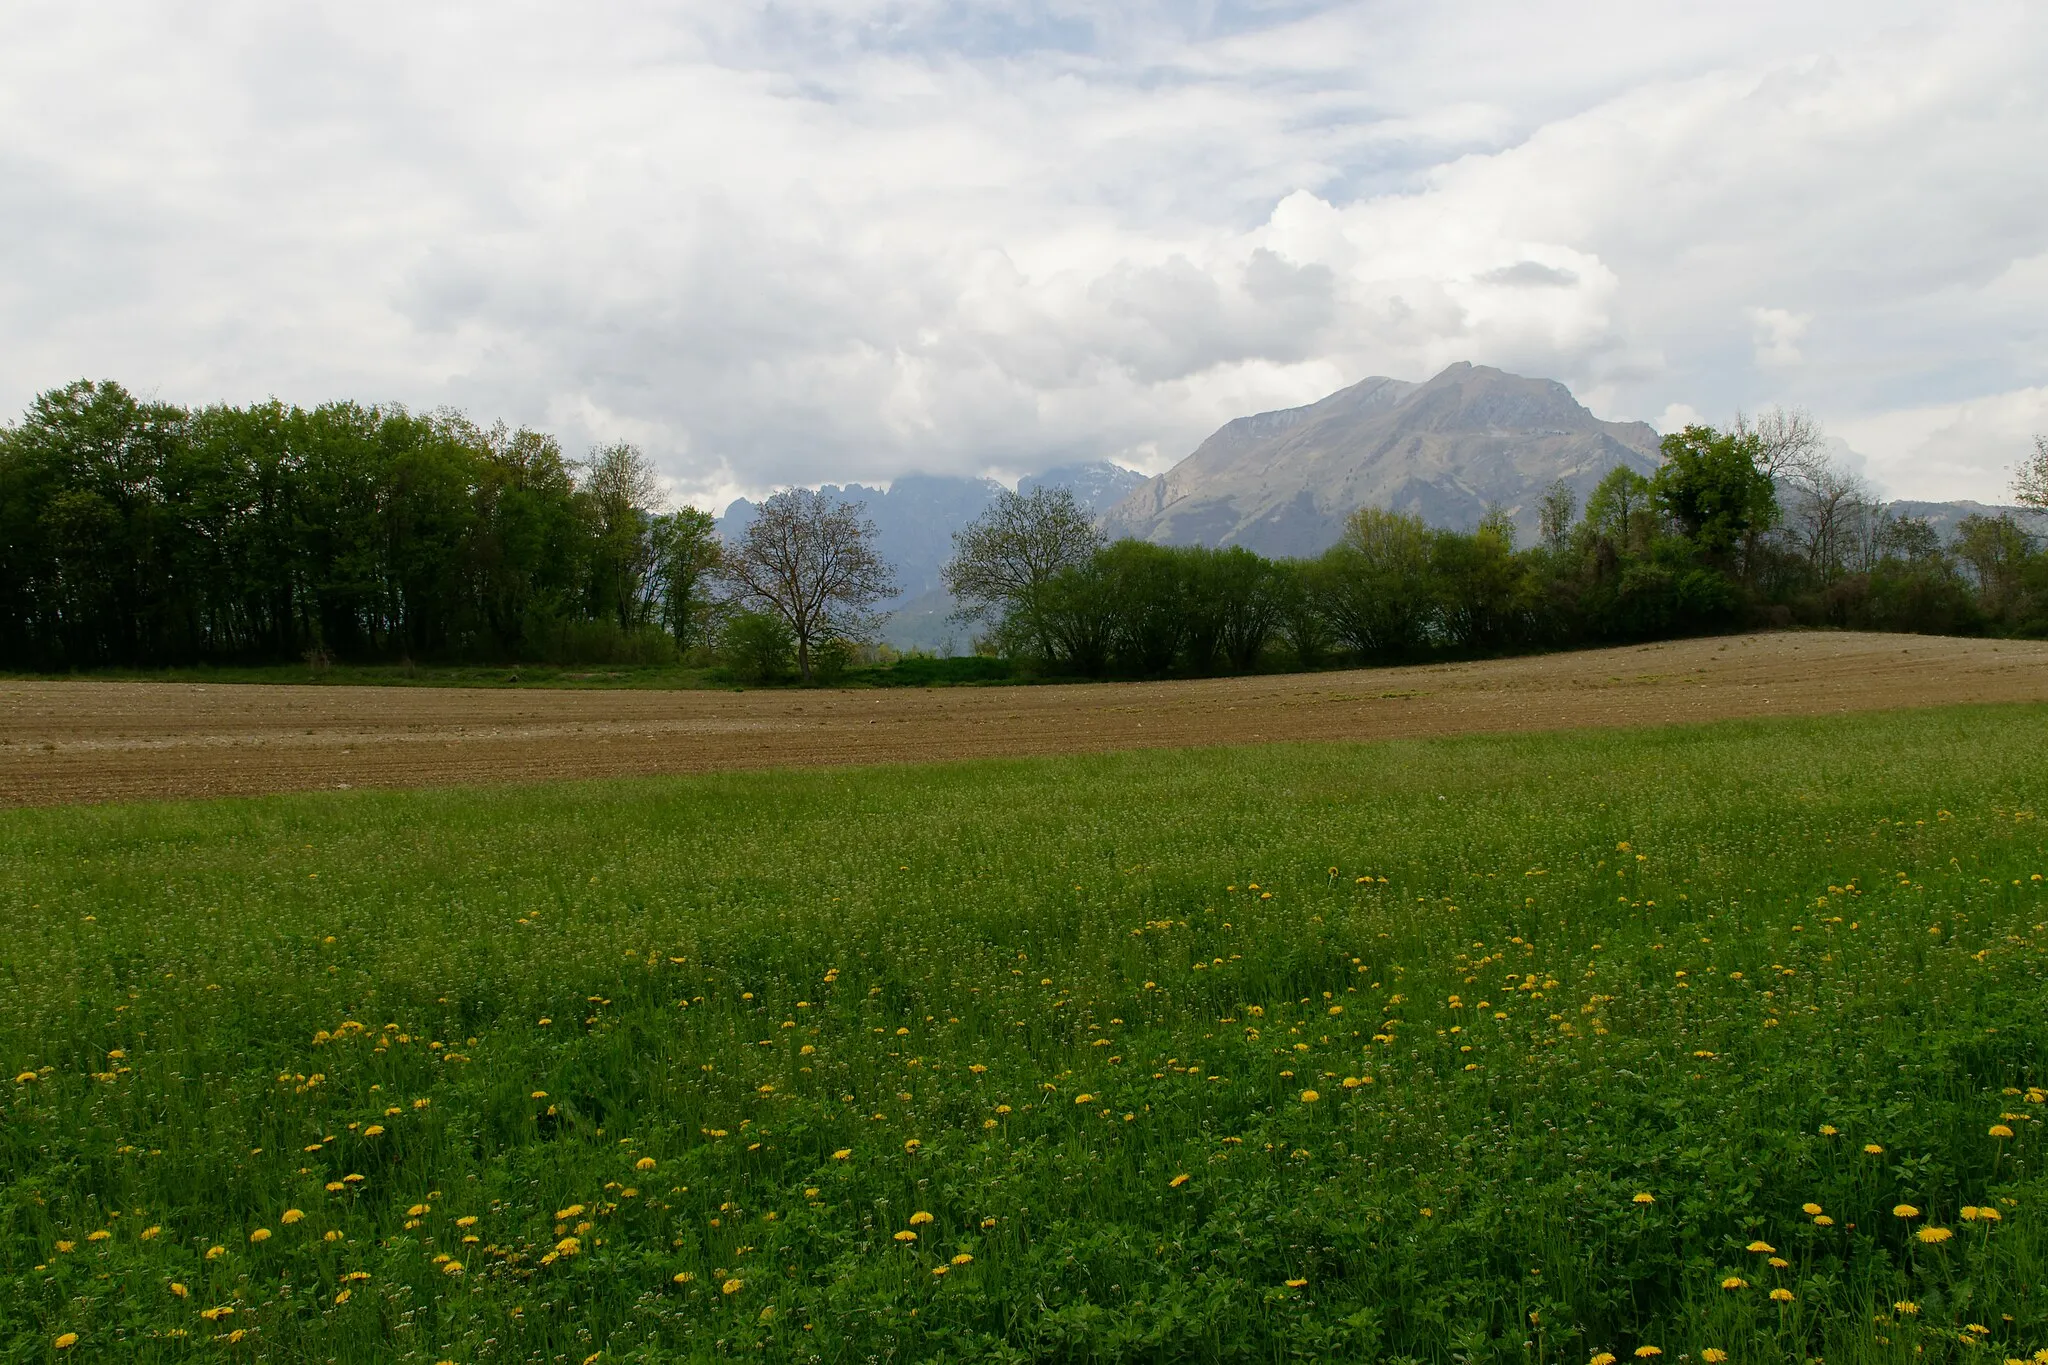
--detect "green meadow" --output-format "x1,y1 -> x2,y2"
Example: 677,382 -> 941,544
3,706 -> 2046,1364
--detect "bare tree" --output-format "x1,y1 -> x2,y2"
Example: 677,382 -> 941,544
1735,407 -> 1828,484
1784,460 -> 1874,584
943,486 -> 1103,658
1536,479 -> 1576,553
2016,434 -> 2048,511
719,488 -> 896,681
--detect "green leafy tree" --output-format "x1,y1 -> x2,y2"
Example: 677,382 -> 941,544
1319,507 -> 1437,658
943,486 -> 1103,660
1652,425 -> 1777,564
650,506 -> 721,650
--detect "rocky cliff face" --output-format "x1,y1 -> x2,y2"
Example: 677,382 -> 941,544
1100,362 -> 1664,556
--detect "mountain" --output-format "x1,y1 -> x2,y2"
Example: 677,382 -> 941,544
1099,362 -> 1664,555
716,460 -> 1143,651
1883,499 -> 2048,540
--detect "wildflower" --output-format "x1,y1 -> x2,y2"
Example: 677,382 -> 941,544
1895,1301 -> 1919,1315
951,1253 -> 972,1265
555,1236 -> 581,1256
1702,1351 -> 1729,1363
456,1215 -> 478,1227
1813,1215 -> 1834,1226
1801,1202 -> 1823,1215
252,1225 -> 275,1243
1635,1348 -> 1662,1358
86,1229 -> 110,1242
931,1265 -> 948,1276
1074,1094 -> 1094,1105
1746,1240 -> 1775,1254
832,1149 -> 852,1160
54,1333 -> 78,1349
1894,1204 -> 1920,1218
556,1205 -> 584,1219
139,1226 -> 160,1240
1991,1124 -> 2015,1138
532,1091 -> 548,1100
1590,1355 -> 1617,1365
407,1203 -> 430,1217
1916,1226 -> 1953,1243
673,1271 -> 695,1283
1768,1257 -> 1789,1268
1300,1089 -> 1320,1103
1284,1278 -> 1307,1288
54,1240 -> 75,1253
441,1260 -> 464,1276
363,1125 -> 385,1137
200,1307 -> 233,1321
170,1283 -> 188,1298
909,1211 -> 934,1226
325,1182 -> 345,1192
281,1209 -> 304,1225
722,1278 -> 742,1294
1819,1124 -> 1838,1136
1170,1174 -> 1191,1188
893,1230 -> 918,1242
1722,1277 -> 1747,1290
904,1139 -> 921,1152
1632,1193 -> 1654,1204
1864,1143 -> 1884,1154
1770,1287 -> 1795,1302
635,1157 -> 657,1171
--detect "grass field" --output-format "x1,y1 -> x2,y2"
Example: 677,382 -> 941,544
3,706 -> 2046,1363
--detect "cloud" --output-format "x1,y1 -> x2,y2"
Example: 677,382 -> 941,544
0,1 -> 2043,505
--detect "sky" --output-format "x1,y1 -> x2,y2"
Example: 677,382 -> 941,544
3,1 -> 2044,507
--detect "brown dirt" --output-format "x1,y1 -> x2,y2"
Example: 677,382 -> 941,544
4,631 -> 2046,808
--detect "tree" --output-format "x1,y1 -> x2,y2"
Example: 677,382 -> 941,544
1537,480 -> 1576,553
649,506 -> 721,650
1319,507 -> 1436,658
1582,466 -> 1656,555
1653,425 -> 1777,563
2016,435 -> 2048,512
943,486 -> 1103,659
719,487 -> 896,681
1953,513 -> 2037,621
579,442 -> 663,632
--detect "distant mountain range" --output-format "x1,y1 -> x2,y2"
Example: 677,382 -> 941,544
1100,362 -> 1662,554
718,363 -> 2042,649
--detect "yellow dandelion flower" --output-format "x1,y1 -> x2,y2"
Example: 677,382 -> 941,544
1863,1143 -> 1884,1154
86,1230 -> 111,1242
1074,1093 -> 1094,1104
1894,1300 -> 1919,1315
893,1230 -> 918,1242
832,1149 -> 852,1160
1979,1206 -> 2003,1222
951,1253 -> 973,1265
139,1226 -> 160,1240
909,1211 -> 934,1226
170,1283 -> 188,1298
722,1278 -> 742,1295
54,1332 -> 79,1349
325,1181 -> 344,1192
1813,1214 -> 1834,1226
1631,1193 -> 1654,1204
1991,1124 -> 2015,1138
1284,1278 -> 1307,1288
1770,1287 -> 1795,1302
931,1265 -> 949,1276
1801,1202 -> 1822,1215
1916,1226 -> 1953,1243
555,1236 -> 581,1256
249,1228 -> 271,1243
1589,1354 -> 1616,1365
635,1157 -> 657,1171
363,1125 -> 384,1138
205,1248 -> 224,1263
456,1215 -> 478,1227
1702,1351 -> 1728,1363
1170,1174 -> 1190,1188
1721,1277 -> 1747,1290
1818,1124 -> 1838,1135
407,1204 -> 430,1217
1635,1348 -> 1662,1359
281,1209 -> 304,1225
1746,1240 -> 1774,1253
673,1271 -> 695,1284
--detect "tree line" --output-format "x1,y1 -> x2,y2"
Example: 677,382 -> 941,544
4,378 -> 2045,677
941,416 -> 2048,676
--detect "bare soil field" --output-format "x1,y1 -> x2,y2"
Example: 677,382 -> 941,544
4,631 -> 2045,808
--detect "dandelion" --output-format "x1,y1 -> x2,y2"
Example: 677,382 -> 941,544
1590,1355 -> 1617,1365
1894,1301 -> 1919,1315
555,1236 -> 581,1256
1864,1143 -> 1884,1154
1801,1202 -> 1822,1215
1746,1240 -> 1775,1254
1074,1094 -> 1094,1105
363,1125 -> 384,1137
1722,1277 -> 1747,1290
1991,1124 -> 2015,1138
456,1215 -> 478,1227
1284,1278 -> 1307,1288
1702,1351 -> 1729,1363
951,1253 -> 973,1265
1632,1192 -> 1654,1204
909,1211 -> 934,1225
1635,1348 -> 1662,1358
1170,1174 -> 1190,1188
893,1230 -> 918,1242
281,1209 -> 304,1224
832,1149 -> 852,1160
1300,1089 -> 1320,1103
139,1226 -> 160,1240
54,1333 -> 78,1349
1819,1124 -> 1838,1135
636,1157 -> 657,1171
1916,1226 -> 1953,1243
1813,1214 -> 1834,1226
673,1271 -> 695,1284
170,1283 -> 188,1298
86,1229 -> 110,1242
1770,1287 -> 1795,1302
250,1227 -> 274,1243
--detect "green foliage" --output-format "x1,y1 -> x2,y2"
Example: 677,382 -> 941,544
719,610 -> 796,683
2,707 -> 2047,1361
1654,425 -> 1778,561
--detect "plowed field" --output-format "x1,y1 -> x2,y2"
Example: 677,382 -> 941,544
4,630 -> 2045,807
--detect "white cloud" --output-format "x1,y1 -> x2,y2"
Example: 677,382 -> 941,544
0,1 -> 2043,505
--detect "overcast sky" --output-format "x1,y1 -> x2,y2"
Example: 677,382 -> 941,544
4,1 -> 2044,505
